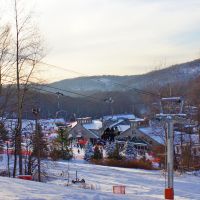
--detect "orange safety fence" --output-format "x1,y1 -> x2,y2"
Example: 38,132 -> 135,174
0,150 -> 32,156
17,175 -> 32,181
113,185 -> 126,194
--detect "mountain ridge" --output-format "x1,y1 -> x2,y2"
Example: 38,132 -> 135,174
49,59 -> 200,95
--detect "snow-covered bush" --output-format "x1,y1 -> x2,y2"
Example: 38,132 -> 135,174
84,143 -> 94,161
105,142 -> 116,158
121,141 -> 137,160
105,142 -> 123,160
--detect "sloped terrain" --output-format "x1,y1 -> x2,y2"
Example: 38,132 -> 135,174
1,159 -> 199,200
49,59 -> 200,94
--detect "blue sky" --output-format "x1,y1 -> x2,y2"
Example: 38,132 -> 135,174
2,0 -> 200,81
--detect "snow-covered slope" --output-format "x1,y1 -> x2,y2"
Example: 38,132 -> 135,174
51,160 -> 200,200
1,159 -> 199,200
0,176 -> 131,200
0,155 -> 200,200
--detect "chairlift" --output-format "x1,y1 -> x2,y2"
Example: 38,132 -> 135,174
53,91 -> 68,126
104,97 -> 114,104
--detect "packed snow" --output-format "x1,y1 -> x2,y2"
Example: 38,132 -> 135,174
1,151 -> 200,200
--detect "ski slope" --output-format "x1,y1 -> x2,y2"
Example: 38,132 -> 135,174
47,159 -> 200,200
0,149 -> 200,199
0,175 -> 131,200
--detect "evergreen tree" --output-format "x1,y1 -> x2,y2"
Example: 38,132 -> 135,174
0,122 -> 8,141
84,142 -> 94,161
105,142 -> 122,160
93,145 -> 103,160
105,142 -> 116,158
29,124 -> 48,181
32,125 -> 48,158
52,127 -> 72,160
112,143 -> 123,160
122,141 -> 137,160
0,122 -> 8,151
0,122 -> 10,176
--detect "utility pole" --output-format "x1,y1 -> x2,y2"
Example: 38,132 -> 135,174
32,107 -> 41,182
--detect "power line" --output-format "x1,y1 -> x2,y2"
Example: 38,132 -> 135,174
1,76 -> 104,105
40,61 -> 160,97
6,52 -> 160,98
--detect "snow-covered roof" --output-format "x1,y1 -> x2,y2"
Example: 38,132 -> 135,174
86,129 -> 99,139
40,118 -> 65,124
139,127 -> 200,146
116,125 -> 130,132
139,127 -> 165,145
131,118 -> 145,122
68,122 -> 99,139
109,119 -> 124,128
82,120 -> 102,130
108,118 -> 144,131
103,114 -> 135,121
68,121 -> 78,128
68,120 -> 102,130
77,117 -> 91,120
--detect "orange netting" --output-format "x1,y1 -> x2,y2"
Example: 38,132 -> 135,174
113,185 -> 126,194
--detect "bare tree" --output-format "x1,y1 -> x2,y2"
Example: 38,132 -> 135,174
0,25 -> 11,93
0,22 -> 16,117
11,0 -> 45,177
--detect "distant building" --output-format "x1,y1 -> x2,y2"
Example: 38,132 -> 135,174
116,122 -> 162,155
68,117 -> 102,143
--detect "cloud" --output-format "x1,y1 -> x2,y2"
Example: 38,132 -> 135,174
3,0 -> 200,80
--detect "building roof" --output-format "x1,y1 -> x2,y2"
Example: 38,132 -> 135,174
103,114 -> 135,121
117,125 -> 130,132
68,123 -> 99,139
83,120 -> 102,130
139,127 -> 165,145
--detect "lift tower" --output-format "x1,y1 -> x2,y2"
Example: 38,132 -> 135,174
156,97 -> 187,200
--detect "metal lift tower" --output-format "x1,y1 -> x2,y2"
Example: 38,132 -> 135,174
156,97 -> 188,200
